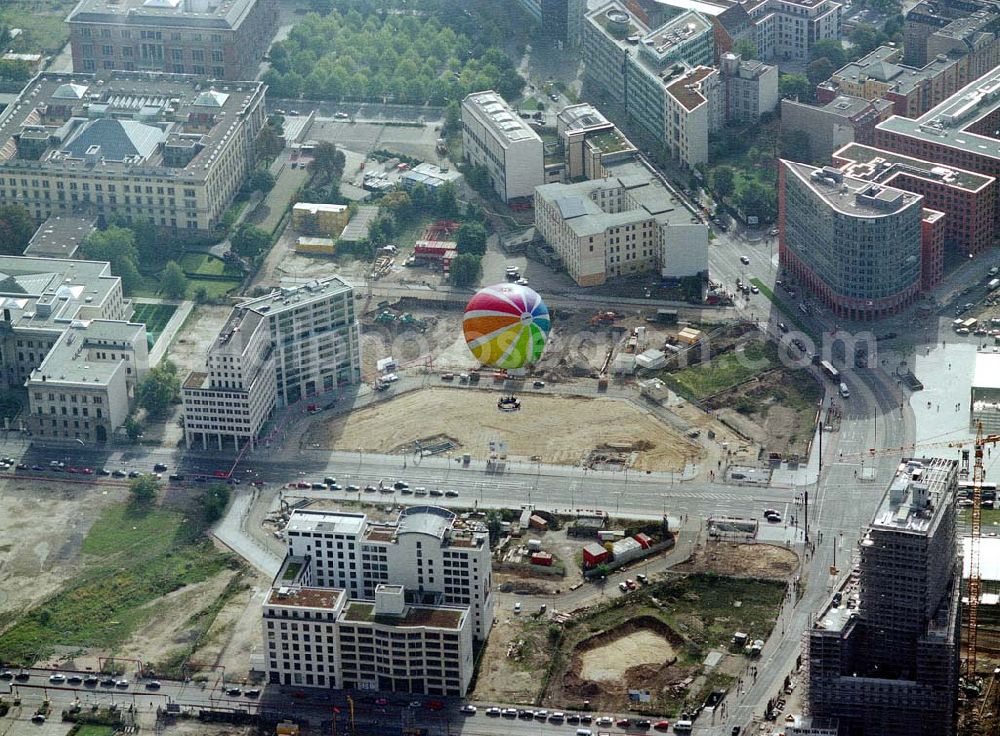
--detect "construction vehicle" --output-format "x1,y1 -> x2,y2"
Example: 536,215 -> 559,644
375,310 -> 397,325
590,311 -> 619,326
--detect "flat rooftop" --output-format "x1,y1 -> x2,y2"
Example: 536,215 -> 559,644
210,308 -> 264,356
238,276 -> 352,317
833,142 -> 994,192
23,215 -> 96,259
341,601 -> 465,629
831,45 -> 965,98
876,65 -> 1000,159
558,103 -> 613,133
973,350 -> 1000,390
30,319 -> 145,386
0,256 -> 121,333
285,510 -> 367,537
783,160 -> 922,217
266,586 -> 346,611
871,457 -> 956,534
0,72 -> 263,182
666,66 -> 715,111
67,0 -> 259,29
463,90 -> 542,146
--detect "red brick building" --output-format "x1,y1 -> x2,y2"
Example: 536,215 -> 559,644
67,0 -> 277,81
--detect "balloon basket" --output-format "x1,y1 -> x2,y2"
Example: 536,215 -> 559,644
497,395 -> 521,412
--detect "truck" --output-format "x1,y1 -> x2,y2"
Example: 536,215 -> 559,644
963,317 -> 979,330
819,360 -> 840,381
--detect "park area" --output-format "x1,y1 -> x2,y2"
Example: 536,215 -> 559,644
474,572 -> 786,715
311,387 -> 702,471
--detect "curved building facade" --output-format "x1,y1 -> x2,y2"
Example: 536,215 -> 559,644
779,160 -> 926,321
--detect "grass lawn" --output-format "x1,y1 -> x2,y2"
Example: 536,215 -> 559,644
750,278 -> 819,344
131,303 -> 177,336
189,278 -> 241,300
0,504 -> 231,665
74,726 -> 117,736
671,341 -> 775,400
179,252 -> 228,276
2,0 -> 75,54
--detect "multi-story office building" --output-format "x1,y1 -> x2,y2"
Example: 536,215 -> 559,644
0,71 -> 266,235
903,0 -> 1000,73
831,142 -> 996,266
0,256 -> 133,391
875,65 -> 1000,242
555,103 -> 639,181
0,254 -> 148,444
742,0 -> 842,62
806,457 -> 960,736
238,277 -> 361,407
281,506 -> 493,641
584,5 -> 775,168
510,0 -> 588,46
817,45 -> 976,118
534,160 -> 708,286
66,0 -> 277,81
719,52 -> 778,123
461,91 -> 543,203
779,161 -> 935,320
781,95 -> 894,161
263,582 -> 474,695
181,308 -> 275,451
26,319 -> 148,444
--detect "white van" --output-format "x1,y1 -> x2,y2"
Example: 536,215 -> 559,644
839,382 -> 850,399
674,721 -> 693,732
576,730 -> 593,736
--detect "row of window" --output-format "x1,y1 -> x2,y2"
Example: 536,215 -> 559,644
78,27 -> 224,43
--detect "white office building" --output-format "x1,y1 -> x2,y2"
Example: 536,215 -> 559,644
461,90 -> 543,203
263,506 -> 490,695
182,308 -> 276,451
238,277 -> 361,407
282,506 -> 494,640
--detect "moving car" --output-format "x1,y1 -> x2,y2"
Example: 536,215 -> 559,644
740,255 -> 750,265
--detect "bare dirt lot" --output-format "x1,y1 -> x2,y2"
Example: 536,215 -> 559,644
0,477 -> 122,619
579,628 -> 676,682
672,542 -> 799,579
472,615 -> 552,705
312,387 -> 702,470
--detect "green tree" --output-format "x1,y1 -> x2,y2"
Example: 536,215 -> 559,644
849,23 -> 885,56
456,222 -> 487,256
435,183 -> 460,219
485,510 -> 503,544
711,166 -> 736,200
0,204 -> 35,255
160,261 -> 189,300
247,168 -> 276,193
137,361 -> 180,416
82,225 -> 142,293
733,37 -> 759,60
780,129 -> 812,161
128,474 -> 161,505
779,72 -> 813,100
231,223 -> 271,258
380,189 -> 413,222
810,39 -> 846,68
806,57 -> 835,87
735,179 -> 777,221
124,416 -> 142,442
256,124 -> 283,160
450,253 -> 481,286
309,141 -> 346,184
443,100 -> 461,135
200,483 -> 232,523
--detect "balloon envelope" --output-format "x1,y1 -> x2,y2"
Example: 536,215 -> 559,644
463,283 -> 550,369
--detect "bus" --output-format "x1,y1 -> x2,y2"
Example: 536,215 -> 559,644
819,360 -> 840,381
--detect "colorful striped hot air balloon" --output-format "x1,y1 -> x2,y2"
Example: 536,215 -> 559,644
463,283 -> 550,370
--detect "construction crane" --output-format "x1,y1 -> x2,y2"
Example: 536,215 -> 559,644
968,423 -> 1000,680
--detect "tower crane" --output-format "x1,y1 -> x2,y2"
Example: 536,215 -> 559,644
967,423 -> 1000,680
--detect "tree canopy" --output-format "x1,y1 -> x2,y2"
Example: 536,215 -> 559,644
82,226 -> 141,294
128,474 -> 161,505
779,72 -> 813,101
711,166 -> 735,200
160,261 -> 189,300
450,253 -> 481,287
456,222 -> 487,256
231,223 -> 271,258
0,204 -> 35,256
810,39 -> 847,68
308,142 -> 346,184
137,361 -> 180,416
263,11 -> 523,104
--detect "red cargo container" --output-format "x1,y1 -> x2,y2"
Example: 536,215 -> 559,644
634,533 -> 652,549
531,552 -> 553,566
583,542 -> 609,568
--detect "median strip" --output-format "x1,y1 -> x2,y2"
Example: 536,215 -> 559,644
750,278 -> 819,344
